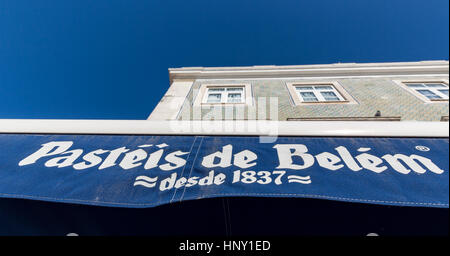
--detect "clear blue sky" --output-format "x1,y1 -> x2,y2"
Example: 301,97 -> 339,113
0,0 -> 448,119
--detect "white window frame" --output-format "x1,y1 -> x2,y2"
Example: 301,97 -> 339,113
203,87 -> 245,104
295,85 -> 345,102
286,81 -> 357,106
394,80 -> 449,103
193,83 -> 253,106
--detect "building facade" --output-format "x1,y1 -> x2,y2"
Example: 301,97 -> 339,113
0,61 -> 448,236
148,61 -> 449,122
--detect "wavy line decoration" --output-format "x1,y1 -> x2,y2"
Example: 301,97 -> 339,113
133,176 -> 158,188
287,175 -> 312,184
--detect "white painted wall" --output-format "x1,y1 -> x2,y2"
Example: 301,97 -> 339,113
147,79 -> 194,120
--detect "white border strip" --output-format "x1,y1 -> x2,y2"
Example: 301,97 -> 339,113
169,64 -> 449,81
0,119 -> 448,137
194,74 -> 449,82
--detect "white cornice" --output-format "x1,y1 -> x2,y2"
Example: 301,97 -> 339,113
169,61 -> 449,82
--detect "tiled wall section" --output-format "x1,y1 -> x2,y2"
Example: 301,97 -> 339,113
176,76 -> 449,121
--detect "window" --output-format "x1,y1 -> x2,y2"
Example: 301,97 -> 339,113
295,85 -> 345,102
395,80 -> 449,103
203,87 -> 245,103
193,83 -> 253,106
405,83 -> 449,100
286,82 -> 357,105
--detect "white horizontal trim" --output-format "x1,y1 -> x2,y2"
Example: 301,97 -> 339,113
172,65 -> 448,74
0,119 -> 448,137
169,62 -> 449,82
170,61 -> 449,72
195,74 -> 449,82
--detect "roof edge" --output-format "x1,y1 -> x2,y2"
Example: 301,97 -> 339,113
169,60 -> 449,82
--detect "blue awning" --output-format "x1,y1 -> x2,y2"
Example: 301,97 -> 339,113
0,134 -> 448,208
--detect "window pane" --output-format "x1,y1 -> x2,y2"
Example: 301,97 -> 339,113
406,83 -> 425,88
438,89 -> 449,96
425,83 -> 447,88
314,86 -> 333,90
227,93 -> 242,103
208,88 -> 225,92
226,87 -> 243,92
417,89 -> 441,99
207,93 -> 221,103
227,88 -> 244,103
296,86 -> 314,90
321,91 -> 340,101
299,92 -> 318,102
